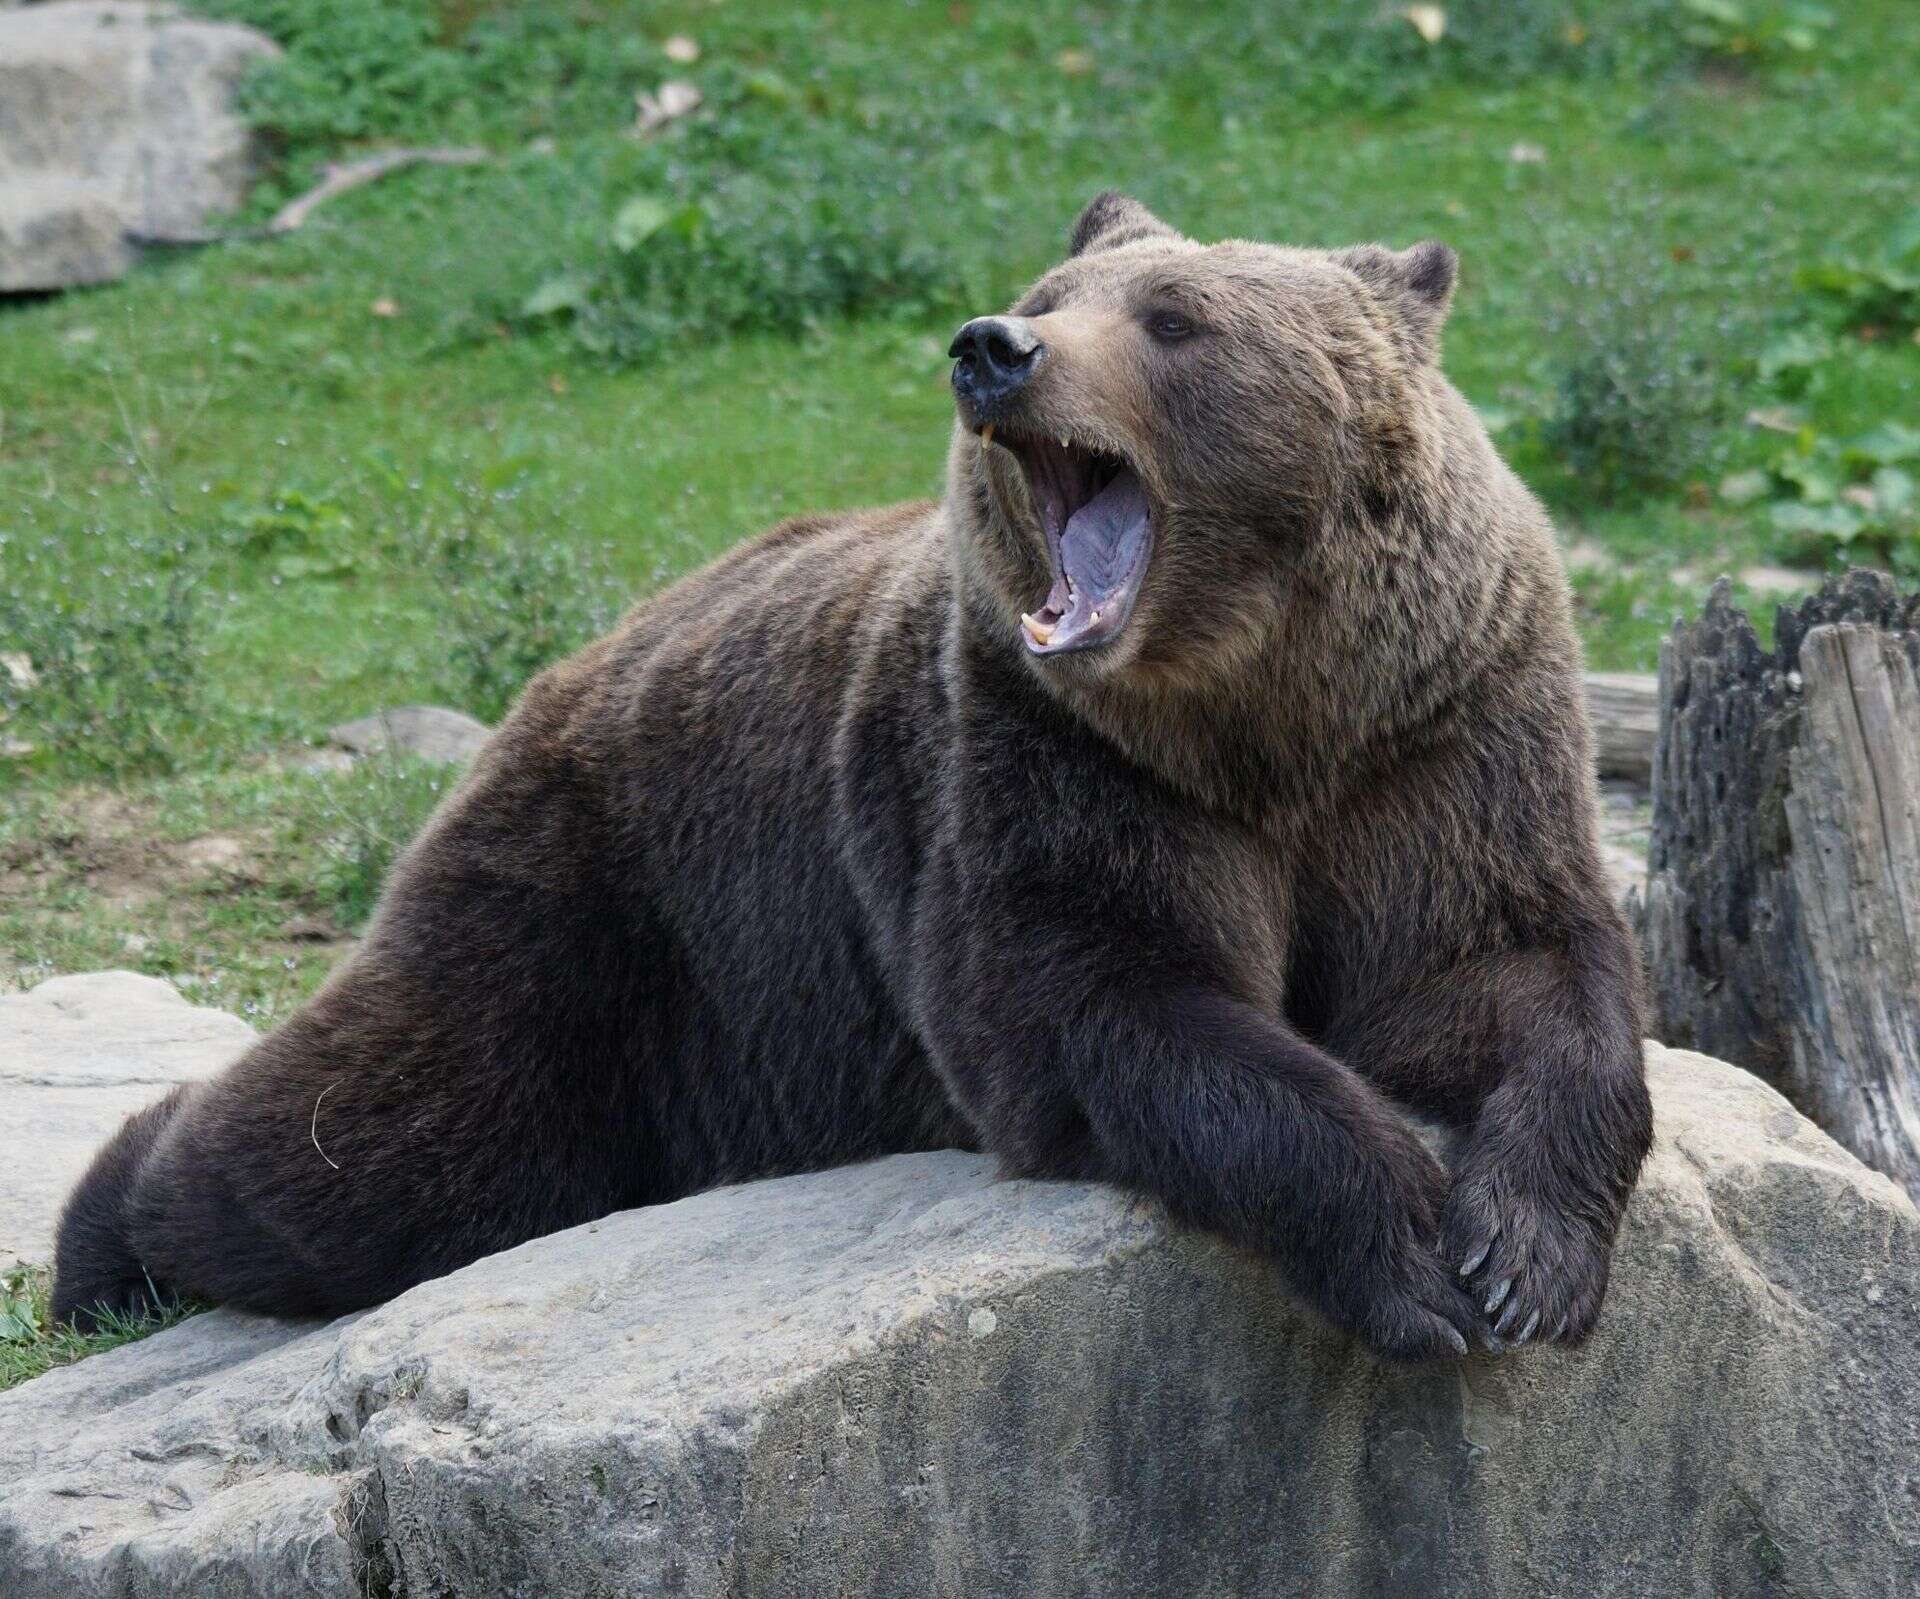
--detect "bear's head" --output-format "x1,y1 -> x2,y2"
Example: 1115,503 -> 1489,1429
946,192 -> 1460,683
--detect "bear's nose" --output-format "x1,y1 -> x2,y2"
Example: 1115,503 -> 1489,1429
949,316 -> 1044,411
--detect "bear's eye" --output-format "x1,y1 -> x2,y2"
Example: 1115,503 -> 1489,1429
1144,310 -> 1196,342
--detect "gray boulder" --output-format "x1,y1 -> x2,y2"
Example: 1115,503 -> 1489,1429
0,1 -> 278,291
0,970 -> 254,1267
1,1040 -> 1914,1597
0,173 -> 130,288
328,705 -> 494,766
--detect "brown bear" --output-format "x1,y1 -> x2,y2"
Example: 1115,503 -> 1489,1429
53,194 -> 1652,1361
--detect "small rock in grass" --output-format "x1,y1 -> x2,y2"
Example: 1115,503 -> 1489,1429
180,834 -> 251,875
328,705 -> 492,766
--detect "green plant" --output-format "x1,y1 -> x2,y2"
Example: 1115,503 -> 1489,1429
312,752 -> 450,927
1,1265 -> 200,1393
1542,282 -> 1726,503
1722,421 -> 1920,572
1754,327 -> 1839,399
0,0 -> 1913,773
1679,0 -> 1833,66
198,0 -> 650,167
200,0 -> 466,151
233,488 -> 362,583
508,101 -> 979,365
0,535 -> 211,779
394,472 -> 623,722
1794,209 -> 1920,336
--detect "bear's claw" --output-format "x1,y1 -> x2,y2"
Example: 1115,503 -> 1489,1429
1444,1171 -> 1615,1353
1343,1234 -> 1487,1362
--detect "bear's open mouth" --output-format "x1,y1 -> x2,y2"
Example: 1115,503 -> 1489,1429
983,427 -> 1152,656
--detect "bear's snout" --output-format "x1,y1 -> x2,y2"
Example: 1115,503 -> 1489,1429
949,315 -> 1044,420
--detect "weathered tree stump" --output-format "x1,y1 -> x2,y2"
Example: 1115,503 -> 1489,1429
1638,569 -> 1920,1198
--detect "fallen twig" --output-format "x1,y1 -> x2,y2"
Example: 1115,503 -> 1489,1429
266,146 -> 490,233
130,146 -> 492,247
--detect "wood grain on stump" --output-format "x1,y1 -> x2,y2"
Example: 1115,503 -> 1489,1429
1637,569 -> 1920,1198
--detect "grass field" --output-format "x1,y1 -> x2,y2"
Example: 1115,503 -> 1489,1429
2,0 -> 1917,1011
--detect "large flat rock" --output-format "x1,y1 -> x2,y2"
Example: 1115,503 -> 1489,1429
0,1 -> 278,290
0,1042 -> 1914,1596
0,970 -> 254,1266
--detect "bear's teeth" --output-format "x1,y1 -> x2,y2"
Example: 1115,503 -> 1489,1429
979,423 -> 995,450
1060,435 -> 1070,449
1021,612 -> 1054,646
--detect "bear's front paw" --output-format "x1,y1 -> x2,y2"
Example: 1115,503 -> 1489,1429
1339,1237 -> 1485,1363
1316,1128 -> 1482,1362
1442,1171 -> 1616,1349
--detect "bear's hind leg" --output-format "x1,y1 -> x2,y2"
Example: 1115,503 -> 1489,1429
50,1086 -> 190,1330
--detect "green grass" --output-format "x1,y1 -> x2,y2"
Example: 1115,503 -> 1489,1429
0,4 -> 1916,1359
3,8 -> 1912,716
1,1265 -> 202,1392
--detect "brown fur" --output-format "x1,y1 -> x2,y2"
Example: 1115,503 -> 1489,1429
53,196 -> 1650,1360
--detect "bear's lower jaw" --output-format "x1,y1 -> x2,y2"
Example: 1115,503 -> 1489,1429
994,436 -> 1152,657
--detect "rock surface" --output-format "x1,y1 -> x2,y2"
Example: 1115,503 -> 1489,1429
0,971 -> 254,1266
0,1 -> 278,291
328,704 -> 493,765
1,1040 -> 1915,1597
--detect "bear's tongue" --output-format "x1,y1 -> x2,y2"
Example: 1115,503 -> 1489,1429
1021,466 -> 1152,655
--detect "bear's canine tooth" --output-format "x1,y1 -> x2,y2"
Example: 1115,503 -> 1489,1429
979,423 -> 994,450
1021,612 -> 1054,646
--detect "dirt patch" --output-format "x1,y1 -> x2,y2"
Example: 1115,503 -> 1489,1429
1691,59 -> 1765,99
4,789 -> 266,907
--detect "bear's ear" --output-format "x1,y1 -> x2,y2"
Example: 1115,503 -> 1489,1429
1069,191 -> 1180,257
1333,240 -> 1458,362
